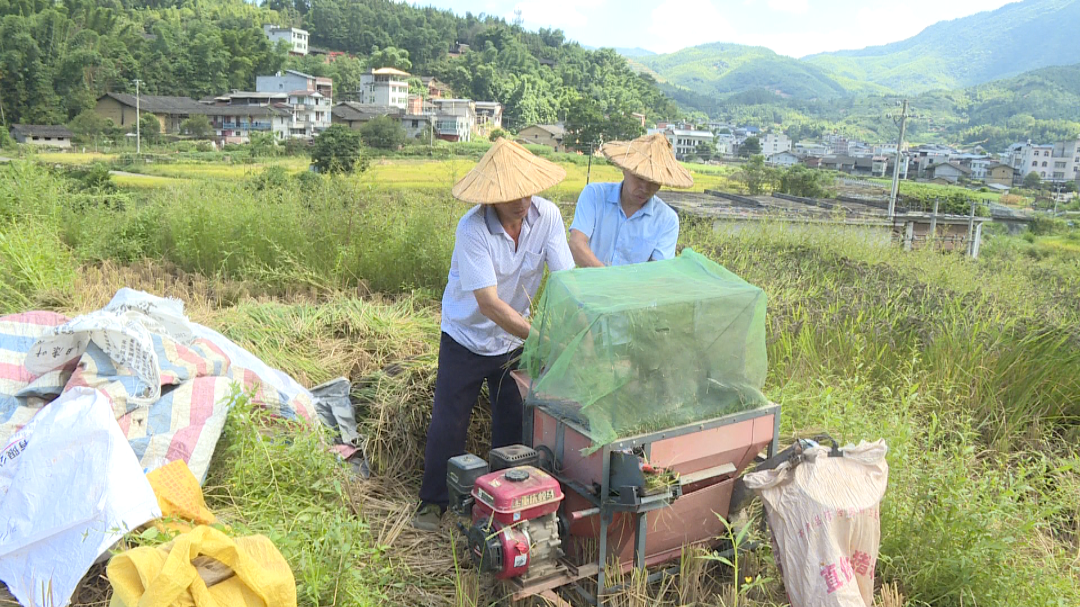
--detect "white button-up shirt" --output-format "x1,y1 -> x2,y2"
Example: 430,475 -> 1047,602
441,196 -> 574,356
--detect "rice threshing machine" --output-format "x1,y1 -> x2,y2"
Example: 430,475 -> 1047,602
446,250 -> 780,605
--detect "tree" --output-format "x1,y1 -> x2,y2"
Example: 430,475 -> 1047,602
0,127 -> 12,150
359,116 -> 405,150
488,127 -> 510,142
311,125 -> 366,174
408,77 -> 427,99
180,115 -> 213,139
564,97 -> 604,153
68,110 -> 112,144
1063,181 -> 1078,193
369,46 -> 412,71
1023,171 -> 1042,189
739,136 -> 761,158
696,141 -> 716,162
604,110 -> 645,142
738,155 -> 778,195
778,164 -> 830,198
139,113 -> 162,146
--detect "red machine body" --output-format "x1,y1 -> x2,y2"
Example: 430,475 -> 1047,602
471,466 -> 563,524
468,466 -> 564,580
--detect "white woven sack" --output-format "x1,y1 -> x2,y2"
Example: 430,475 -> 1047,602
743,439 -> 888,607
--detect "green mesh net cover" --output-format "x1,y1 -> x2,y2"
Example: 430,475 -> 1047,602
522,248 -> 768,448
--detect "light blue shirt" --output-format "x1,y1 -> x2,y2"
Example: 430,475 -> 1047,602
569,182 -> 679,265
441,196 -> 574,356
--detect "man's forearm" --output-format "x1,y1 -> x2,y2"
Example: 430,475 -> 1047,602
479,298 -> 532,341
569,232 -> 605,268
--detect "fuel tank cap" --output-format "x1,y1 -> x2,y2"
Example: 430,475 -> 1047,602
504,468 -> 530,482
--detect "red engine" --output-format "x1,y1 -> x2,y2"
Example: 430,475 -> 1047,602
467,466 -> 564,580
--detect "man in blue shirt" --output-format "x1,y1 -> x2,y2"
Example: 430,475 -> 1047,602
414,139 -> 574,531
570,133 -> 694,267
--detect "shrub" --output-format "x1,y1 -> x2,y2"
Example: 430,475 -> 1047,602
358,116 -> 405,150
311,126 -> 366,174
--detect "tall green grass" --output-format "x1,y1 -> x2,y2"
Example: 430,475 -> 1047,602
4,160 -> 1080,606
682,219 -> 1080,605
63,174 -> 462,296
0,162 -> 79,313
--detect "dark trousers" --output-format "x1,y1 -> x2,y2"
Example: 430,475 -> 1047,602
419,332 -> 523,507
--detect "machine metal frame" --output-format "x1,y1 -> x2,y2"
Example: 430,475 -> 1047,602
519,399 -> 782,604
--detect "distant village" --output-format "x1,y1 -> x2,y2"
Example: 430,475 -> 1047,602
645,121 -> 1080,196
7,23 -> 1080,200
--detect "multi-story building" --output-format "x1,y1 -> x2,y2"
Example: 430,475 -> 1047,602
1006,141 -> 1056,182
1051,136 -> 1080,182
823,134 -> 852,156
256,70 -> 332,100
714,133 -> 737,157
474,101 -> 503,136
666,129 -> 714,159
357,68 -> 411,109
207,106 -> 293,144
263,25 -> 309,56
794,141 -> 829,158
426,98 -> 475,142
910,144 -> 955,178
760,133 -> 792,156
252,70 -> 333,137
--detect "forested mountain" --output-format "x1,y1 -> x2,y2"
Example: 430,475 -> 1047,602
0,0 -> 676,132
805,0 -> 1080,93
684,63 -> 1080,151
634,0 -> 1080,101
0,0 -> 285,124
631,43 -> 876,101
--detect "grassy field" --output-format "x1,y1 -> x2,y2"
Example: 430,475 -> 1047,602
22,146 -> 740,195
868,177 -> 1007,204
2,156 -> 1079,606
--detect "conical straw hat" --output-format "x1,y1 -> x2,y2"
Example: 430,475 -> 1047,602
452,138 -> 567,204
601,133 -> 694,189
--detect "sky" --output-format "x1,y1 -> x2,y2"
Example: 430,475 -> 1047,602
404,0 -> 1018,57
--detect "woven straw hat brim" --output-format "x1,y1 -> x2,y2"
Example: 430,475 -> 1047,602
602,133 -> 694,189
452,138 -> 567,204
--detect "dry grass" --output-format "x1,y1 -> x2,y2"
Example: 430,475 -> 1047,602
877,582 -> 904,607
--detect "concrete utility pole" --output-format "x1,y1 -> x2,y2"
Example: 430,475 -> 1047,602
133,79 -> 143,154
887,100 -> 917,219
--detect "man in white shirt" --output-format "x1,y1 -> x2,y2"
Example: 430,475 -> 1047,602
570,133 -> 693,267
415,139 -> 574,531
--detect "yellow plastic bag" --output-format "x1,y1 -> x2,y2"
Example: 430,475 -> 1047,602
107,525 -> 296,607
146,460 -> 217,532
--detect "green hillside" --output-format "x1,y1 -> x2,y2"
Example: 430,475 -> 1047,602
687,62 -> 1080,151
634,42 -> 874,100
0,0 -> 676,133
805,0 -> 1080,93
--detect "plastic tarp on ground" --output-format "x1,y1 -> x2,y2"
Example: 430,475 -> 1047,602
0,289 -> 317,483
0,388 -> 161,607
522,248 -> 767,448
